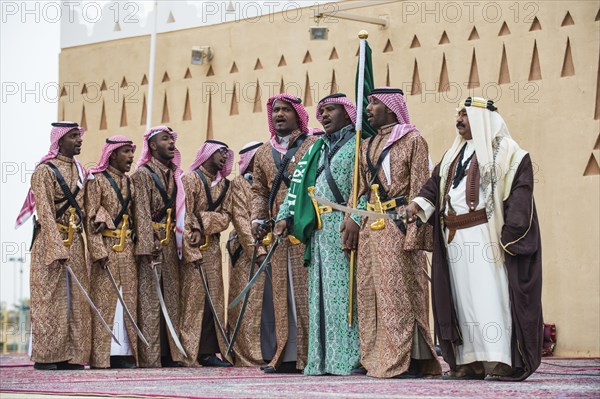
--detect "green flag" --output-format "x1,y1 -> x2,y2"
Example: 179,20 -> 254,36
355,40 -> 376,138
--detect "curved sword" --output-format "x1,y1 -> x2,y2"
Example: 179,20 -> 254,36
65,265 -> 120,345
226,240 -> 258,357
197,262 -> 230,348
309,193 -> 422,227
151,261 -> 187,358
228,236 -> 281,309
106,266 -> 150,347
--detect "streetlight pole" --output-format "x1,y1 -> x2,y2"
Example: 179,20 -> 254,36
9,257 -> 24,353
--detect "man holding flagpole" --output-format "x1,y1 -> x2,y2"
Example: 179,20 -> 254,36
274,94 -> 361,375
342,88 -> 441,379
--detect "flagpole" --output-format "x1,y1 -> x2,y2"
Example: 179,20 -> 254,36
348,30 -> 368,328
146,1 -> 158,129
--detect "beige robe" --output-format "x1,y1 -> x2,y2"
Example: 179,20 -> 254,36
132,157 -> 183,367
29,154 -> 91,364
180,166 -> 232,366
85,165 -> 138,368
228,174 -> 267,366
251,130 -> 316,369
350,127 -> 441,378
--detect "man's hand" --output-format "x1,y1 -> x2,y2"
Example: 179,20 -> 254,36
189,229 -> 202,246
273,220 -> 289,238
341,219 -> 360,252
92,222 -> 107,235
93,257 -> 109,269
136,254 -> 154,266
256,254 -> 267,266
405,202 -> 422,224
252,222 -> 269,241
151,238 -> 162,256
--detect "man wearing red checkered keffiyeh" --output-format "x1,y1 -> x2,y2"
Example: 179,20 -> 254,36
250,94 -> 317,373
131,126 -> 186,367
341,88 -> 441,378
85,136 -> 139,369
179,140 -> 234,367
26,122 -> 91,370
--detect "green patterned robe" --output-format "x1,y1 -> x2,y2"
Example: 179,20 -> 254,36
278,125 -> 360,375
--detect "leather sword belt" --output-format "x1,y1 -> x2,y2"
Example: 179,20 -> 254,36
101,229 -> 132,239
444,209 -> 488,243
56,222 -> 82,233
366,195 -> 408,212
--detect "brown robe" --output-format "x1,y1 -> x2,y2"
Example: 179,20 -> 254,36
131,157 -> 183,367
251,130 -> 317,369
85,165 -> 138,368
180,166 -> 232,366
29,154 -> 91,364
417,154 -> 543,380
228,174 -> 267,366
350,127 -> 441,378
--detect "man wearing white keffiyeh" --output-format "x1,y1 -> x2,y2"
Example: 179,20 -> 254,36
407,97 -> 543,382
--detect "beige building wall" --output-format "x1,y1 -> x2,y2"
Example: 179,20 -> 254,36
58,1 -> 600,357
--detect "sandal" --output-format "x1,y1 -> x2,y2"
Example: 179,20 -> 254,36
442,363 -> 485,380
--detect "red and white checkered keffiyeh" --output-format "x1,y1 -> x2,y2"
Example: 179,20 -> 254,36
238,141 -> 262,175
15,122 -> 86,229
308,128 -> 325,136
267,94 -> 309,154
87,135 -> 136,179
136,125 -> 186,259
188,140 -> 234,185
369,88 -> 420,150
316,93 -> 357,127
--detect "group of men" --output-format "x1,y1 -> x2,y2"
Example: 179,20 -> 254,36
17,88 -> 543,382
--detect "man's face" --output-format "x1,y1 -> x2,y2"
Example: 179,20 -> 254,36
149,132 -> 176,162
204,147 -> 229,172
366,97 -> 392,129
456,108 -> 472,140
272,100 -> 299,136
319,103 -> 351,134
109,145 -> 135,173
58,129 -> 83,157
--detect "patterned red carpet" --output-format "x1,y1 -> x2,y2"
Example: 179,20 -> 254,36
0,354 -> 598,398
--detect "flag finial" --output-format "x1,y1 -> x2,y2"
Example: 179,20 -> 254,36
359,30 -> 369,39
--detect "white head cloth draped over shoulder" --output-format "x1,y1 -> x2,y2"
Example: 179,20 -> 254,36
188,139 -> 234,186
136,125 -> 186,259
368,87 -> 421,149
440,97 -> 528,266
87,135 -> 136,179
15,122 -> 86,228
238,141 -> 262,175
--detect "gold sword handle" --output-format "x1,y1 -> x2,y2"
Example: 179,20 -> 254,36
112,214 -> 129,252
370,184 -> 386,231
262,232 -> 273,246
63,207 -> 76,247
307,186 -> 323,231
199,234 -> 210,251
160,208 -> 172,246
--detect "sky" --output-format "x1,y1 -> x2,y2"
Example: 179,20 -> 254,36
1,3 -> 62,309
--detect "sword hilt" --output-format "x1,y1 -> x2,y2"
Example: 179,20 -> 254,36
160,208 -> 173,246
63,207 -> 77,247
369,184 -> 386,231
112,214 -> 129,252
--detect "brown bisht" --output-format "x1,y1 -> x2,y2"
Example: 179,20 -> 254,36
132,157 -> 183,367
85,166 -> 138,368
228,174 -> 267,366
416,154 -> 543,380
251,130 -> 317,370
180,166 -> 232,366
349,127 -> 441,378
29,155 -> 91,364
